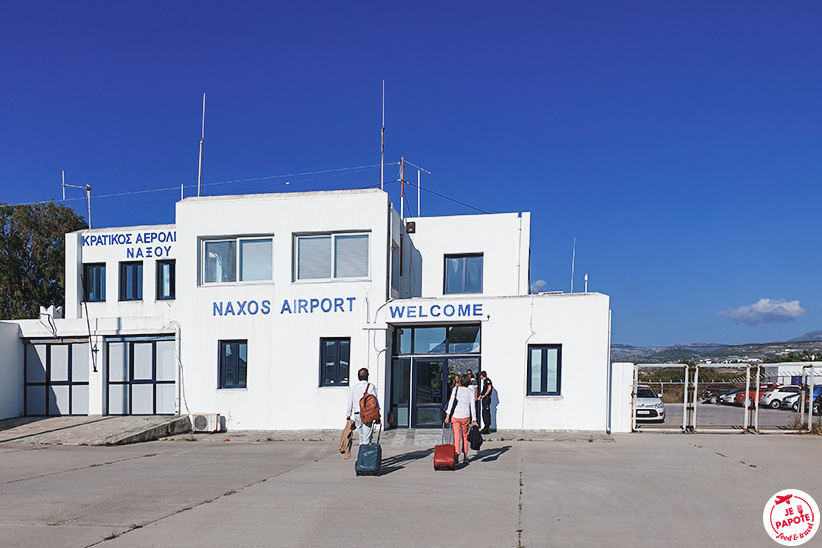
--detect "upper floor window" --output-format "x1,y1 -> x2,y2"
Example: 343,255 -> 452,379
156,260 -> 175,300
119,262 -> 143,301
527,344 -> 561,396
203,237 -> 273,284
295,233 -> 369,281
444,254 -> 483,294
83,263 -> 106,302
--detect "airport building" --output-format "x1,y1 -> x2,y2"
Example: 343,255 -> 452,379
0,189 -> 620,432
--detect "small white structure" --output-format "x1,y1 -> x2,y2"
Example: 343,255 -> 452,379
0,188 -> 617,432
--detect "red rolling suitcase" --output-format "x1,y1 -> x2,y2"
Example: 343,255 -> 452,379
433,422 -> 456,470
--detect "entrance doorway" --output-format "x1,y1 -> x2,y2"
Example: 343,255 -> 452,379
391,356 -> 480,428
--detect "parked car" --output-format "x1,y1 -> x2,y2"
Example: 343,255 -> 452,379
720,388 -> 746,405
792,386 -> 822,413
635,385 -> 665,423
781,393 -> 801,410
760,385 -> 802,409
701,384 -> 738,404
734,383 -> 779,407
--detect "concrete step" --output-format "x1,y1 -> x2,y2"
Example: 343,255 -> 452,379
0,415 -> 191,446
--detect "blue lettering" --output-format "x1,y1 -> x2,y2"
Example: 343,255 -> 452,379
390,306 -> 405,319
431,305 -> 441,317
444,304 -> 455,317
248,300 -> 259,315
82,236 -> 89,246
236,301 -> 247,315
310,298 -> 319,313
280,300 -> 292,314
334,298 -> 344,312
127,248 -> 134,258
135,233 -> 143,244
347,297 -> 356,311
408,306 -> 417,318
213,302 -> 223,316
458,304 -> 471,316
298,299 -> 308,314
135,248 -> 144,258
146,247 -> 153,258
473,304 -> 483,316
225,302 -> 235,315
164,245 -> 171,256
125,234 -> 132,244
321,298 -> 332,312
262,300 -> 271,314
419,306 -> 428,318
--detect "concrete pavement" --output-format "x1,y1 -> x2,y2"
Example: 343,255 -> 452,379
1,433 -> 821,547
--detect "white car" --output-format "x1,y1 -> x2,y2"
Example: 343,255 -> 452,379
760,385 -> 801,409
635,385 -> 665,423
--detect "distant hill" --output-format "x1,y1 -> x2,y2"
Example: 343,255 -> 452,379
613,330 -> 822,363
789,330 -> 822,342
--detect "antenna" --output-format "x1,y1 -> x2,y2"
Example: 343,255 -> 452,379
417,170 -> 421,217
197,93 -> 206,197
400,157 -> 405,219
61,171 -> 93,228
584,273 -> 588,293
380,80 -> 385,191
570,237 -> 576,293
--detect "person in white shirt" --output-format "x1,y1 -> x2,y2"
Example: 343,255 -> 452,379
444,373 -> 478,465
346,368 -> 379,445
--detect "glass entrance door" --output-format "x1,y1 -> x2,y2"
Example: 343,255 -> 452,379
413,359 -> 446,427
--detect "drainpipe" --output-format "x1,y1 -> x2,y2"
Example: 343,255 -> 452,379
606,309 -> 612,434
168,320 -> 182,416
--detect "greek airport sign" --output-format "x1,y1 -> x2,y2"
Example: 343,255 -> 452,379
82,230 -> 176,259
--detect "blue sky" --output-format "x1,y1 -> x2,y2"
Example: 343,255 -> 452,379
1,2 -> 820,346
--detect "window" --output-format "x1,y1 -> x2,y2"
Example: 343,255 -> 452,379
203,237 -> 272,284
156,260 -> 175,300
219,340 -> 247,389
527,345 -> 561,396
444,254 -> 483,294
393,325 -> 481,355
320,338 -> 350,386
119,262 -> 143,301
83,263 -> 106,302
296,233 -> 369,280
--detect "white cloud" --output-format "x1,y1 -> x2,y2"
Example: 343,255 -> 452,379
719,298 -> 805,327
530,279 -> 548,293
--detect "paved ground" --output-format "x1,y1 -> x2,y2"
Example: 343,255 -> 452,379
1,431 -> 820,547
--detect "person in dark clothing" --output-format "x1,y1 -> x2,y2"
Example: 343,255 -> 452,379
479,371 -> 492,434
467,369 -> 480,427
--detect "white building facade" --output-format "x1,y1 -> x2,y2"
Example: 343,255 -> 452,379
0,189 -> 618,432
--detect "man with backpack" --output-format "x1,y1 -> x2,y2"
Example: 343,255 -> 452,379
346,368 -> 380,445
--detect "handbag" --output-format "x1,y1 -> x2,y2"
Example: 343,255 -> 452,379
444,389 -> 459,420
468,424 -> 483,450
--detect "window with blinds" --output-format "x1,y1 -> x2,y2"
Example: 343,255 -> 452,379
295,233 -> 369,281
202,237 -> 273,284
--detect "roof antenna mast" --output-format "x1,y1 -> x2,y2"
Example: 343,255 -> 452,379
197,93 -> 206,197
62,170 -> 93,229
570,237 -> 576,293
380,80 -> 385,190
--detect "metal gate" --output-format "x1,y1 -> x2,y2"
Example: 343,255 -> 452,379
632,363 -> 818,433
24,340 -> 90,416
106,336 -> 176,415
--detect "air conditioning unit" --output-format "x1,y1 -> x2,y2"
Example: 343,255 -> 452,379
190,413 -> 221,433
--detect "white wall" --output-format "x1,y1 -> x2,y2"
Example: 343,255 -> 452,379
0,321 -> 23,419
175,189 -> 391,430
406,212 -> 530,298
380,292 -> 611,431
609,362 -> 635,433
